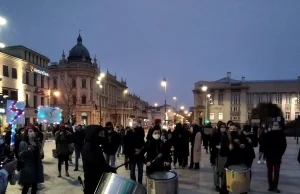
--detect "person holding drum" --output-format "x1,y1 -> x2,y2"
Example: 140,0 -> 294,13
144,125 -> 172,175
81,125 -> 116,194
220,123 -> 250,194
210,122 -> 227,192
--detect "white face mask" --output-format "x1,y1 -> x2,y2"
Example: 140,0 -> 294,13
220,128 -> 226,132
153,134 -> 160,140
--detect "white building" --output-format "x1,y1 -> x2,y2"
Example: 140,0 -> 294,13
193,72 -> 300,125
0,46 -> 51,129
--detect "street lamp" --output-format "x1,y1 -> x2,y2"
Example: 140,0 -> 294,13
180,106 -> 184,110
173,97 -> 177,111
96,72 -> 105,125
201,85 -> 208,124
161,77 -> 167,125
122,89 -> 129,126
154,103 -> 158,107
0,17 -> 7,49
0,17 -> 7,26
53,91 -> 60,97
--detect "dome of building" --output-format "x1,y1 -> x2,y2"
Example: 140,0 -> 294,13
68,34 -> 92,63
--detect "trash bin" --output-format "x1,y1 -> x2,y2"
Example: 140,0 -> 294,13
146,171 -> 178,194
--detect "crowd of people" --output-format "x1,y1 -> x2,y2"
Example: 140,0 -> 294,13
0,117 -> 292,194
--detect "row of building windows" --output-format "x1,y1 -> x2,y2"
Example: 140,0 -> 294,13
207,93 -> 300,106
3,65 -> 17,79
24,51 -> 48,68
284,112 -> 300,121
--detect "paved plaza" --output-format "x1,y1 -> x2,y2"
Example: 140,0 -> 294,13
6,137 -> 300,194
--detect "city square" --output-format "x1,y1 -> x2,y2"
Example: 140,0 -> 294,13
0,1 -> 300,194
6,137 -> 300,194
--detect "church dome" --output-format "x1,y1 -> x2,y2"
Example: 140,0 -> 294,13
68,34 -> 92,63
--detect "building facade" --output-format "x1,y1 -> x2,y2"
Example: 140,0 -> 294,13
0,46 -> 51,130
194,72 -> 300,125
48,34 -> 149,126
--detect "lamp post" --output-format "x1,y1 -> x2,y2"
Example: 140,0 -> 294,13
201,85 -> 208,123
96,72 -> 105,125
0,16 -> 7,48
122,89 -> 128,126
173,97 -> 177,111
161,78 -> 167,125
154,103 -> 158,107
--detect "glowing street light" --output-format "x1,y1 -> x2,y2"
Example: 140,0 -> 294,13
124,89 -> 128,94
0,43 -> 5,48
201,85 -> 207,92
207,94 -> 211,98
168,109 -> 171,113
180,106 -> 184,110
97,72 -> 105,125
184,110 -> 188,114
154,103 -> 158,107
53,91 -> 60,97
0,16 -> 7,26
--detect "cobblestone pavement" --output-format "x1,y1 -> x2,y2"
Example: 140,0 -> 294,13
6,137 -> 300,194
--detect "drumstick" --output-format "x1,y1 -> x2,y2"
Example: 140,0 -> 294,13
115,161 -> 131,169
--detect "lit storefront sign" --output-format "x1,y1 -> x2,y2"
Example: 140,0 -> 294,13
29,65 -> 49,76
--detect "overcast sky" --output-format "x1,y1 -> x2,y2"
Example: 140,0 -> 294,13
1,0 -> 300,108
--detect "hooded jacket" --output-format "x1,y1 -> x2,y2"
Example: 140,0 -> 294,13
81,125 -> 115,194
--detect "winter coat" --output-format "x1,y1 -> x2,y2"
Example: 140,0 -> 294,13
210,130 -> 222,165
82,125 -> 116,194
74,128 -> 85,150
128,128 -> 145,163
144,139 -> 172,175
55,131 -> 70,156
240,132 -> 257,166
193,132 -> 202,163
123,129 -> 134,156
263,130 -> 287,164
103,131 -> 120,155
18,141 -> 44,185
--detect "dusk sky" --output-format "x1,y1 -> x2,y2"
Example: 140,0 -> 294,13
1,0 -> 300,108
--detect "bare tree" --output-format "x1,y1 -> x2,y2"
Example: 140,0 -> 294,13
60,72 -> 75,121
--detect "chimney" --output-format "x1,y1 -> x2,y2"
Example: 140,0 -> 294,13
227,72 -> 231,78
242,76 -> 245,82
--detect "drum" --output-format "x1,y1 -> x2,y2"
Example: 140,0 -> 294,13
146,171 -> 178,194
94,172 -> 146,194
225,165 -> 250,193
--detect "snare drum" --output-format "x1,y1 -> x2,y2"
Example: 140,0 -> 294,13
94,172 -> 146,194
225,165 -> 250,193
146,171 -> 178,194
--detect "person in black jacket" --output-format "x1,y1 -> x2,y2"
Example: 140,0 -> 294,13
263,122 -> 287,193
129,124 -> 145,184
74,125 -> 85,171
220,123 -> 248,194
103,122 -> 120,167
82,125 -> 116,194
123,127 -> 133,170
240,125 -> 257,182
210,122 -> 226,192
144,125 -> 171,175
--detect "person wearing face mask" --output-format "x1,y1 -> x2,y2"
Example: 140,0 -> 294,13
18,127 -> 44,194
220,123 -> 248,194
263,122 -> 286,193
144,125 -> 171,175
82,125 -> 116,194
55,125 -> 71,178
103,122 -> 120,167
210,122 -> 226,192
240,125 -> 257,183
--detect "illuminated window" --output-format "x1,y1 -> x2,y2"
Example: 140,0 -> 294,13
218,113 -> 223,120
209,113 -> 214,120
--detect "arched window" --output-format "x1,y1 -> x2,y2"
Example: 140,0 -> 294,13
82,95 -> 86,104
72,95 -> 77,105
